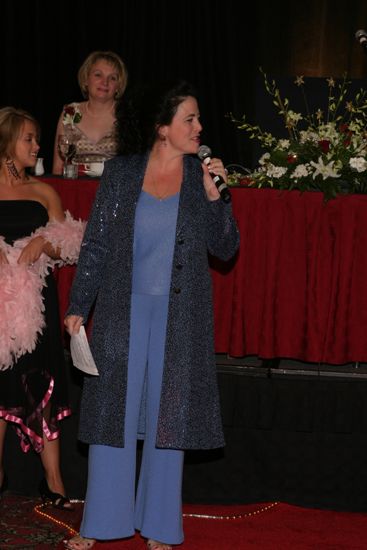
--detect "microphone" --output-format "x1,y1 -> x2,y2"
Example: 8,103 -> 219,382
197,145 -> 231,203
355,29 -> 367,52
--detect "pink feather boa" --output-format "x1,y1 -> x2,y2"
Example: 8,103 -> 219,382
0,211 -> 86,371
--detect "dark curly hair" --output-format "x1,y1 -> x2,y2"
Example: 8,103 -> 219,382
115,80 -> 198,155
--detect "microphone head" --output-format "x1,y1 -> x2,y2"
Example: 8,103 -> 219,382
197,144 -> 212,161
356,29 -> 367,42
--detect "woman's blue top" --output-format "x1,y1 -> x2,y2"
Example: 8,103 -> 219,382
132,190 -> 180,295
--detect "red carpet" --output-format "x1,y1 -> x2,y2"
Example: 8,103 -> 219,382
1,495 -> 366,549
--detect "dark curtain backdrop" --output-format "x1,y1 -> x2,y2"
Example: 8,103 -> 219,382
1,0 -> 367,172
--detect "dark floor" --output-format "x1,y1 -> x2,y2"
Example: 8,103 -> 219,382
216,354 -> 367,379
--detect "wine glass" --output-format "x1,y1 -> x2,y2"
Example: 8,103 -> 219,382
58,135 -> 77,177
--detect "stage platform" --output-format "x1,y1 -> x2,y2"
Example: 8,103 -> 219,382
216,353 -> 367,379
4,352 -> 367,512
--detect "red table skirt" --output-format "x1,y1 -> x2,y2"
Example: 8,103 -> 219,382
45,176 -> 367,364
44,177 -> 99,339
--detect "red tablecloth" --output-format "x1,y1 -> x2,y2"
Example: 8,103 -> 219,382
212,187 -> 367,364
45,176 -> 367,364
46,176 -> 100,219
42,176 -> 99,336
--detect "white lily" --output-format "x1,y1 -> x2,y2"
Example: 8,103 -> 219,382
310,157 -> 341,180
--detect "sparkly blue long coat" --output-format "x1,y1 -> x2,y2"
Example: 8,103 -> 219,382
67,153 -> 240,450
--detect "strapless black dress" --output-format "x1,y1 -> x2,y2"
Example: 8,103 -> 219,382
0,201 -> 71,453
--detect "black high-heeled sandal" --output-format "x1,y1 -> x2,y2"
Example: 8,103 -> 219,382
0,472 -> 8,498
39,478 -> 74,511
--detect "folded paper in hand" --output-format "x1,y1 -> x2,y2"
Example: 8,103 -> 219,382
70,326 -> 99,375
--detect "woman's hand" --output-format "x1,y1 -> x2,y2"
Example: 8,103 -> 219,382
17,236 -> 46,266
201,157 -> 227,201
64,315 -> 84,335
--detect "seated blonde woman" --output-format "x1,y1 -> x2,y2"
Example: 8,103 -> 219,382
52,50 -> 128,175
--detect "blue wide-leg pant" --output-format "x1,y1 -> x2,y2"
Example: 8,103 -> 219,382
80,294 -> 184,543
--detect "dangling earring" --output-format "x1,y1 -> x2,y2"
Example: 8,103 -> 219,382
5,157 -> 21,180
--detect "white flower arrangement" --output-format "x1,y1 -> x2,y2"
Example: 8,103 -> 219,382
230,70 -> 367,200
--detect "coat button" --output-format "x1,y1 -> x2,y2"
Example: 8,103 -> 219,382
176,264 -> 183,270
178,239 -> 184,245
173,287 -> 181,294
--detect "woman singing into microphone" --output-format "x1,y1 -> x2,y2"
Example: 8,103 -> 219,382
63,80 -> 239,550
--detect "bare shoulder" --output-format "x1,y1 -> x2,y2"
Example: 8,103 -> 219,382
28,178 -> 60,200
27,178 -> 64,219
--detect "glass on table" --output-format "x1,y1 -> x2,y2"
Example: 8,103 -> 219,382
58,135 -> 77,178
